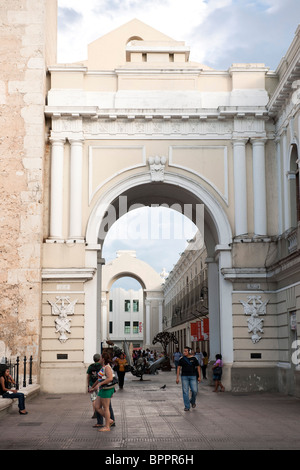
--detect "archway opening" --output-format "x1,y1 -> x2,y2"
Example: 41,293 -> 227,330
99,183 -> 216,360
87,177 -> 233,366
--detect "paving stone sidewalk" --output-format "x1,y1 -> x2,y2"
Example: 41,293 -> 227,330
0,370 -> 300,451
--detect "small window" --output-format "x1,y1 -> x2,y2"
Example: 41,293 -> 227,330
133,321 -> 139,334
125,300 -> 131,312
109,321 -> 113,334
109,300 -> 113,312
133,300 -> 139,312
124,321 -> 130,334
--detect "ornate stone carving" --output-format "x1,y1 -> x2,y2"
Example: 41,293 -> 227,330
240,295 -> 269,343
48,296 -> 78,343
148,156 -> 167,182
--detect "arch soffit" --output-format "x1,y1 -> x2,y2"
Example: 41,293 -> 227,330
86,172 -> 233,254
102,256 -> 163,292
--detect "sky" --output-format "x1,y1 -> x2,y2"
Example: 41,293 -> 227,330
56,1 -> 299,289
101,206 -> 199,290
57,0 -> 300,70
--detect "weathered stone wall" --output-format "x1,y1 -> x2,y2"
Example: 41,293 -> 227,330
0,0 -> 56,374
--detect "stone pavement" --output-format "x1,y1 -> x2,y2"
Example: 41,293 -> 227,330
0,370 -> 300,452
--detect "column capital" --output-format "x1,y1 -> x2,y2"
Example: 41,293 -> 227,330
232,137 -> 248,145
68,137 -> 84,145
49,136 -> 66,145
250,137 -> 268,145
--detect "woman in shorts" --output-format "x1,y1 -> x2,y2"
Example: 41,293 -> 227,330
91,352 -> 115,432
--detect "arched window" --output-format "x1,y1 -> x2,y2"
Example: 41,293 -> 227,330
126,36 -> 144,62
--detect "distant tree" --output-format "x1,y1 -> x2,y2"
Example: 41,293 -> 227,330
152,331 -> 178,355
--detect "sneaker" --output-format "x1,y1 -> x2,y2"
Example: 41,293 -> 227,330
184,407 -> 190,411
192,404 -> 196,408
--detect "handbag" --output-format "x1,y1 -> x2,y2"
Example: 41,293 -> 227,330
124,364 -> 131,373
100,376 -> 118,390
214,366 -> 222,374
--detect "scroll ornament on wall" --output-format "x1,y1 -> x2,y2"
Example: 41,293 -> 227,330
240,295 -> 269,344
48,296 -> 78,343
148,156 -> 167,182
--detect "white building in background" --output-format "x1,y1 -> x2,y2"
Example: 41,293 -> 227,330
108,287 -> 144,349
101,250 -> 164,354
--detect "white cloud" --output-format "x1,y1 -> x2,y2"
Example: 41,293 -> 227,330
102,207 -> 198,275
57,0 -> 300,69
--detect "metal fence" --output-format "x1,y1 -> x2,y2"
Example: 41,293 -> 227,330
3,356 -> 33,390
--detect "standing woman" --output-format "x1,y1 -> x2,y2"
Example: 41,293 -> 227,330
0,365 -> 28,415
92,352 -> 115,432
114,352 -> 128,390
212,354 -> 225,392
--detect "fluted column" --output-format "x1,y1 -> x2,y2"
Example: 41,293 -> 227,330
233,139 -> 248,236
49,138 -> 65,240
145,300 -> 151,346
275,137 -> 283,234
282,130 -> 290,231
69,139 -> 83,240
158,300 -> 163,332
251,138 -> 267,236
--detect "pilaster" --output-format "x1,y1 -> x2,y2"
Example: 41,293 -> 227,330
48,138 -> 65,240
251,138 -> 267,236
68,139 -> 84,241
233,138 -> 248,237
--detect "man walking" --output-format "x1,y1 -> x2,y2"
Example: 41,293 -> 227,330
173,348 -> 182,373
176,346 -> 201,411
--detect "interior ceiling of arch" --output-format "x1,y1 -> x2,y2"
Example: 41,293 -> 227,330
108,273 -> 145,291
97,182 -> 219,256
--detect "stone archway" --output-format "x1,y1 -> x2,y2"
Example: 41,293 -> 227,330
85,172 -> 233,369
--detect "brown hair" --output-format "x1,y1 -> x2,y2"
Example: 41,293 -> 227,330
102,352 -> 111,365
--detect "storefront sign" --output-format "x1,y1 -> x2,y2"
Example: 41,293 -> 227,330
191,318 -> 209,341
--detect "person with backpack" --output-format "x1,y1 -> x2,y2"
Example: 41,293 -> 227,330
176,346 -> 201,411
87,354 -> 102,418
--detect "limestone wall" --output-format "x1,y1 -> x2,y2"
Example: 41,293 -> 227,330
0,0 -> 56,374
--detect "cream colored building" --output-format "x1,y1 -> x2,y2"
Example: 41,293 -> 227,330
1,0 -> 300,394
101,250 -> 164,350
163,233 -> 210,355
108,286 -> 144,350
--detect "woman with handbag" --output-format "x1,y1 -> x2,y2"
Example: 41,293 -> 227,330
90,352 -> 116,432
114,352 -> 128,390
212,354 -> 225,392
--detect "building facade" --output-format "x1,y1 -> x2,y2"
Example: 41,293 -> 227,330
1,1 -> 300,394
108,286 -> 144,350
163,233 -> 209,356
101,250 -> 164,353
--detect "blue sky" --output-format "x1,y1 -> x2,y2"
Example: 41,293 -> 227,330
56,1 -> 299,288
57,0 -> 300,70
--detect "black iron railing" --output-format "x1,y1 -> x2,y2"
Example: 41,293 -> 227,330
4,356 -> 33,390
